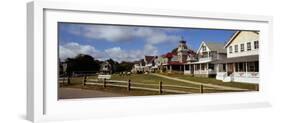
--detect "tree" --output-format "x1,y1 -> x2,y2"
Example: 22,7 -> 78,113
65,54 -> 100,76
115,61 -> 134,72
106,58 -> 117,73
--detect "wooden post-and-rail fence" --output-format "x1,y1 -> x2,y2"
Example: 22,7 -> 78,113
82,75 -> 87,86
127,79 -> 131,91
79,75 -> 168,94
60,74 -> 252,94
70,74 -> 207,94
200,84 -> 204,93
159,80 -> 163,94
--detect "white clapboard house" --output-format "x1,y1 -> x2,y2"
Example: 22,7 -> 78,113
215,31 -> 259,83
184,41 -> 227,77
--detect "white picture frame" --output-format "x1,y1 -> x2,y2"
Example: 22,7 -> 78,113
27,0 -> 273,122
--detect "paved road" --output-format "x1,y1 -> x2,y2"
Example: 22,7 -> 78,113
151,73 -> 249,91
58,87 -> 126,99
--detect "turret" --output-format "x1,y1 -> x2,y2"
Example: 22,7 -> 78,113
177,37 -> 188,63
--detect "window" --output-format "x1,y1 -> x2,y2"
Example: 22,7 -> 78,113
185,65 -> 190,70
208,64 -> 214,70
254,41 -> 259,49
247,42 -> 251,51
240,44 -> 244,52
247,61 -> 259,72
202,46 -> 206,52
222,64 -> 226,72
234,45 -> 238,53
201,64 -> 205,70
229,46 -> 233,53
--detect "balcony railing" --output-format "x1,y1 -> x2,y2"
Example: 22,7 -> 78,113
198,57 -> 213,62
186,57 -> 197,61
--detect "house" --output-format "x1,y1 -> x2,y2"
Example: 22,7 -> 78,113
131,59 -> 145,73
187,41 -> 227,77
215,31 -> 259,83
162,39 -> 196,73
143,56 -> 158,72
100,61 -> 112,74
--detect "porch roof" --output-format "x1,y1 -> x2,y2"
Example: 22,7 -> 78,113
189,60 -> 212,64
213,55 -> 259,63
166,61 -> 185,65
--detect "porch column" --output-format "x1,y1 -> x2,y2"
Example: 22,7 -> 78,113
170,65 -> 172,73
216,64 -> 219,72
194,64 -> 196,74
199,64 -> 201,74
206,63 -> 209,74
233,63 -> 236,73
225,63 -> 228,73
184,65 -> 186,71
245,62 -> 248,76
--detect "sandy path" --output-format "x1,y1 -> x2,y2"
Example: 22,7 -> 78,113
151,73 -> 249,91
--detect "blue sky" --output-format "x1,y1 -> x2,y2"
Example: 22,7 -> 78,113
59,23 -> 236,62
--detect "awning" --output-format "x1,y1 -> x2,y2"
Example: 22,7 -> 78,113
213,55 -> 259,64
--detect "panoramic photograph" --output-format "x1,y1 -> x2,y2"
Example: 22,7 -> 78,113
58,22 -> 260,99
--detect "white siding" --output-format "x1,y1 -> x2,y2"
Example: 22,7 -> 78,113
198,42 -> 211,54
226,31 -> 259,58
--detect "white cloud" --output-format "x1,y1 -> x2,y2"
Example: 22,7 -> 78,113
135,28 -> 179,45
144,44 -> 158,56
59,42 -> 105,61
60,25 -> 183,62
66,24 -> 181,45
105,47 -> 144,62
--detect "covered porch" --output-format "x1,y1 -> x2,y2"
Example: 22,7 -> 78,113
188,61 -> 217,77
164,62 -> 185,73
215,55 -> 259,83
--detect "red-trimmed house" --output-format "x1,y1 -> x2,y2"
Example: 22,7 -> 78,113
160,39 -> 197,73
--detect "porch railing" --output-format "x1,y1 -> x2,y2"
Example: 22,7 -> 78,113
233,72 -> 259,78
194,69 -> 216,74
199,57 -> 213,62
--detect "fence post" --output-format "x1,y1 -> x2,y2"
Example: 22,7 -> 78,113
83,75 -> 87,86
128,79 -> 131,91
255,84 -> 259,91
103,78 -> 106,88
67,75 -> 70,85
159,80 -> 163,94
200,84 -> 204,93
62,77 -> 65,86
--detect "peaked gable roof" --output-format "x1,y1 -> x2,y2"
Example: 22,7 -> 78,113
197,41 -> 226,53
205,42 -> 226,53
224,31 -> 259,48
224,31 -> 240,48
144,56 -> 157,64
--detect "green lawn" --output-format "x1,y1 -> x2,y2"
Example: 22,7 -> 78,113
158,73 -> 258,90
87,74 -> 201,93
62,73 -> 258,95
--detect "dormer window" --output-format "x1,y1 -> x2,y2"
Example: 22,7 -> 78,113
229,46 -> 233,54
